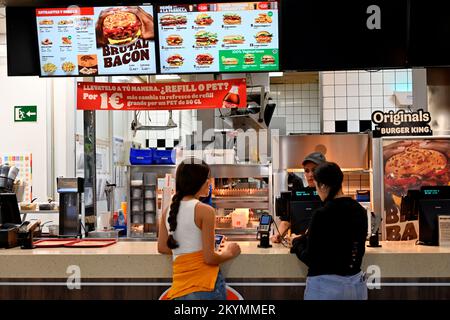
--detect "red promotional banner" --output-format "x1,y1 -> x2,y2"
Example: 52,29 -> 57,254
77,79 -> 247,110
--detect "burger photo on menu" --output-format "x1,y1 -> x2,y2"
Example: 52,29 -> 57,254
166,54 -> 184,67
195,31 -> 218,46
255,31 -> 273,43
196,53 -> 214,65
261,55 -> 275,64
222,57 -> 238,65
254,13 -> 272,24
244,53 -> 255,64
223,13 -> 241,25
166,34 -> 183,46
160,14 -> 187,27
95,6 -> 155,47
223,35 -> 245,45
384,140 -> 450,197
194,13 -> 214,26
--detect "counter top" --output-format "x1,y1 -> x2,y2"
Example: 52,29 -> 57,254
0,241 -> 449,279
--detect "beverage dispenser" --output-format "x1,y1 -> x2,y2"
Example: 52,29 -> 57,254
57,177 -> 84,237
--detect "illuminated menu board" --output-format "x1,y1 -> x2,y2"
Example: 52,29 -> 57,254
157,1 -> 279,74
35,5 -> 157,77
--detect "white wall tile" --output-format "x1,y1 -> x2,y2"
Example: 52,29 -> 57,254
335,85 -> 347,97
322,73 -> 335,85
308,83 -> 319,90
294,90 -> 302,98
360,96 -> 372,108
335,97 -> 347,109
322,85 -> 335,97
371,72 -> 383,84
395,70 -> 408,83
323,109 -> 335,121
310,123 -> 320,132
372,84 -> 383,96
359,72 -> 371,84
347,85 -> 359,96
286,123 -> 293,132
360,108 -> 372,120
323,97 -> 335,109
372,96 -> 384,109
303,123 -> 311,131
285,83 -> 294,91
335,72 -> 347,85
286,107 -> 294,114
323,121 -> 335,133
336,109 -> 347,121
347,108 -> 360,120
285,91 -> 294,99
348,96 -> 360,108
348,120 -> 360,132
310,99 -> 319,107
383,71 -> 395,83
359,85 -> 371,96
301,91 -> 310,99
383,84 -> 395,96
347,72 -> 359,85
295,123 -> 302,131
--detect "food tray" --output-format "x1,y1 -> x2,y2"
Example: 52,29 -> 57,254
63,238 -> 117,248
33,238 -> 78,248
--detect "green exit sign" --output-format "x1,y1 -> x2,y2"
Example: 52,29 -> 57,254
14,106 -> 37,122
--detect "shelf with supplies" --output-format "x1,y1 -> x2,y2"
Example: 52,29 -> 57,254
127,165 -> 177,239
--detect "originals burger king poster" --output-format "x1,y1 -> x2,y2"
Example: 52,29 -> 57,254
36,6 -> 157,77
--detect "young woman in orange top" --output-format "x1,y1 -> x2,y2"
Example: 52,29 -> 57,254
158,158 -> 241,300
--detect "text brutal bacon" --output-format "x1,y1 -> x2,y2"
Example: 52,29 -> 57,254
103,40 -> 150,68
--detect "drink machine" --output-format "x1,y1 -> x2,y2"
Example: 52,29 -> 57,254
57,178 -> 84,237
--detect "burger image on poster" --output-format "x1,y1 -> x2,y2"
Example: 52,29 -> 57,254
95,6 -> 155,47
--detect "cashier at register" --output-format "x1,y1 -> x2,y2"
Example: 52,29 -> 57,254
270,152 -> 326,243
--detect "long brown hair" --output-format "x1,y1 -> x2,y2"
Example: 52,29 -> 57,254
167,158 -> 210,249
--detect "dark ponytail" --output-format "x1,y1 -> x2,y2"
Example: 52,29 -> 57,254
313,162 -> 343,203
166,158 -> 210,249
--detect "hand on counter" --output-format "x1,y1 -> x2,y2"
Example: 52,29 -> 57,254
270,234 -> 283,244
220,241 -> 241,258
286,233 -> 303,247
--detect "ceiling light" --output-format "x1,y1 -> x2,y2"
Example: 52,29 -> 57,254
155,74 -> 181,80
269,72 -> 284,77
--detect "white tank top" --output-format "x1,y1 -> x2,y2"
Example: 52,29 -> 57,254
165,199 -> 203,260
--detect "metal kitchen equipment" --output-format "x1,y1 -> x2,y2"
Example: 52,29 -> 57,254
57,177 -> 84,237
210,164 -> 273,239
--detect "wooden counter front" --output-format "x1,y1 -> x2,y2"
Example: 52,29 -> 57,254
0,241 -> 449,299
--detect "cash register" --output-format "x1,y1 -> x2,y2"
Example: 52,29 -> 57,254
289,188 -> 322,235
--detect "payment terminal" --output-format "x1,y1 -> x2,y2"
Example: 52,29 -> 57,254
257,214 -> 272,248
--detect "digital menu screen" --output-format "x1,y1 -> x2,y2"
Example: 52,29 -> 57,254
35,5 -> 157,77
157,1 -> 279,74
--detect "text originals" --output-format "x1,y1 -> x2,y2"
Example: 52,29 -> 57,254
372,109 -> 431,126
102,40 -> 150,68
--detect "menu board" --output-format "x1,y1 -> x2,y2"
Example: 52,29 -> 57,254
157,1 -> 279,74
35,5 -> 157,77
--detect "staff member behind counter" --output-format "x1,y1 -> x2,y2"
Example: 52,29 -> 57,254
271,152 -> 326,243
